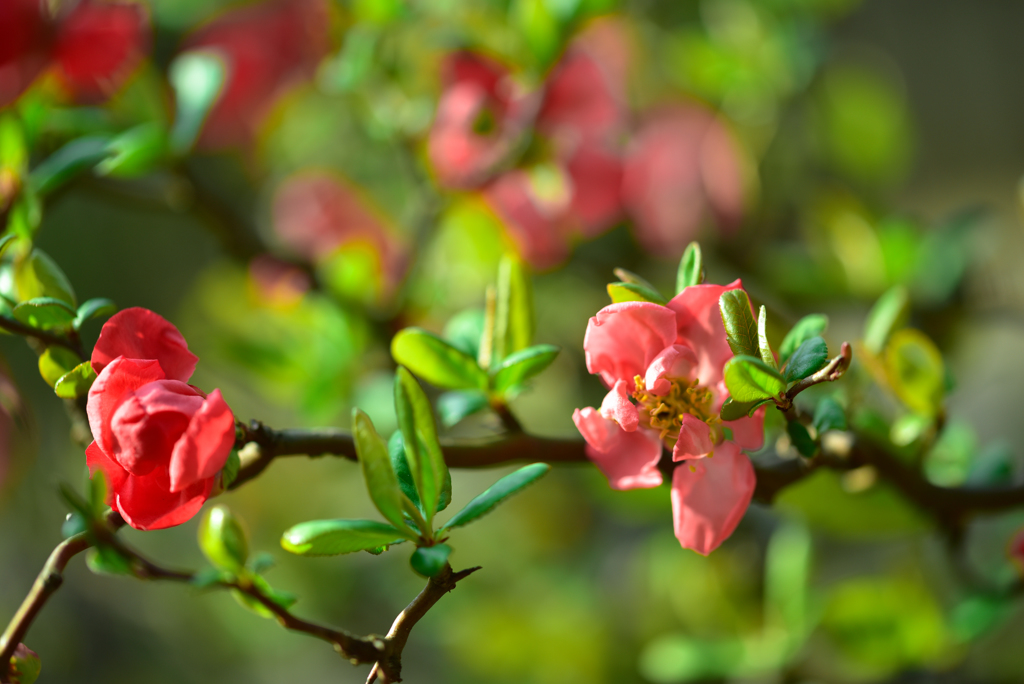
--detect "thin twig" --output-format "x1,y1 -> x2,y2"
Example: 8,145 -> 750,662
0,315 -> 85,359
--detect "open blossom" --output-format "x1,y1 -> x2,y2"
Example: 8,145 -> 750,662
572,280 -> 765,555
0,0 -> 149,107
86,308 -> 235,531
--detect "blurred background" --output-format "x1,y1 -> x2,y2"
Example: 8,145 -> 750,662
2,0 -> 1024,682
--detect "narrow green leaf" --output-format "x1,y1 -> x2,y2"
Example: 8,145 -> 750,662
391,327 -> 488,390
442,463 -> 550,530
676,241 -> 704,293
198,505 -> 249,572
491,344 -> 560,394
219,449 -> 241,489
784,336 -> 828,382
864,285 -> 910,354
280,519 -> 406,556
410,544 -> 452,578
787,421 -> 817,457
723,355 -> 786,403
28,136 -> 112,195
0,234 -> 18,260
13,297 -> 76,331
437,390 -> 489,428
95,123 -> 167,178
613,268 -> 659,293
395,367 -> 449,523
779,314 -> 829,364
494,254 -> 534,363
0,113 -> 28,174
719,290 -> 759,358
353,408 -> 419,538
607,281 -> 668,305
39,347 -> 81,387
720,397 -> 772,422
15,249 -> 76,306
388,431 -> 422,513
169,51 -> 226,154
757,305 -> 777,369
813,397 -> 847,434
443,308 -> 485,359
74,297 -> 117,329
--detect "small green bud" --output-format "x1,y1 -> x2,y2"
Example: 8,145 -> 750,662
198,505 -> 249,572
410,544 -> 451,578
8,643 -> 41,684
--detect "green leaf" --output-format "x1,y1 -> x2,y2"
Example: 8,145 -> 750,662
787,421 -> 817,457
15,249 -> 76,306
757,305 -> 777,369
491,344 -> 560,394
248,552 -> 275,575
95,123 -> 167,178
39,347 -> 81,387
281,519 -> 407,556
779,314 -> 829,364
443,308 -> 485,359
607,281 -> 668,305
62,512 -> 88,539
784,336 -> 828,382
864,285 -> 910,354
74,297 -> 117,329
388,431 -> 422,513
353,408 -> 419,538
813,397 -> 847,434
410,544 -> 452,578
884,328 -> 945,417
718,290 -> 759,358
442,463 -> 550,530
191,567 -> 229,589
0,113 -> 28,175
88,470 -> 107,517
613,268 -> 660,293
198,505 -> 249,572
723,355 -> 786,403
391,327 -> 488,390
437,390 -> 489,428
0,234 -> 19,260
219,449 -> 241,489
720,397 -> 772,422
29,135 -> 112,195
394,367 -> 449,524
494,254 -> 535,363
86,546 -> 133,576
13,297 -> 76,331
676,241 -> 704,293
169,51 -> 227,154
232,574 -> 297,619
9,642 -> 42,684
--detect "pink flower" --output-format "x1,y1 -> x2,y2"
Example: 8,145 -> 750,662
572,280 -> 765,555
182,0 -> 330,149
86,308 -> 235,531
0,0 -> 149,107
622,104 -> 747,256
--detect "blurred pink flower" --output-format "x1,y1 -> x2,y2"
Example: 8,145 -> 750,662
183,0 -> 330,149
248,254 -> 311,307
0,0 -> 149,107
272,170 -> 406,299
623,104 -> 747,256
572,279 -> 764,555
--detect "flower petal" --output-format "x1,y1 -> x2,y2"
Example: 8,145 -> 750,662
666,279 -> 744,395
485,170 -> 571,270
670,441 -> 755,555
169,389 -> 235,493
672,413 -> 714,462
85,440 -> 127,504
600,379 -> 638,431
115,466 -> 211,531
644,344 -> 698,396
109,380 -> 203,477
87,357 -> 165,457
584,302 -> 677,388
723,404 -> 766,452
573,407 -> 663,489
92,307 -> 198,381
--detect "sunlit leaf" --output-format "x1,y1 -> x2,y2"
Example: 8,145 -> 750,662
723,355 -> 785,403
13,297 -> 76,331
884,328 -> 944,416
676,241 -> 704,293
757,305 -> 777,369
442,463 -> 550,530
353,408 -> 419,537
784,336 -> 828,382
719,290 -> 759,358
491,344 -> 560,394
280,519 -> 406,556
392,327 -> 488,390
864,286 -> 909,354
198,505 -> 249,572
494,254 -> 534,363
607,281 -> 667,305
779,314 -> 828,364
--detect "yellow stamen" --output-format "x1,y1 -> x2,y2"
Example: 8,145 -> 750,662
632,374 -> 721,448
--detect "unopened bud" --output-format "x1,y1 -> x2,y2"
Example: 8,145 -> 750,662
8,643 -> 41,684
198,505 -> 249,572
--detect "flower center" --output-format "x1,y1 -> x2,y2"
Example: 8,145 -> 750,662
633,375 -> 720,446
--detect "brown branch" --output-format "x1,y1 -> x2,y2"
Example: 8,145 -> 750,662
0,315 -> 85,359
366,564 -> 481,684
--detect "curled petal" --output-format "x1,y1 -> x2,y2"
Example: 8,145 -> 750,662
671,441 -> 755,555
724,405 -> 766,452
644,344 -> 698,396
169,389 -> 235,493
573,407 -> 663,490
666,279 -> 744,392
584,302 -> 677,388
600,379 -> 638,432
115,466 -> 211,531
109,380 -> 203,476
85,440 -> 127,504
87,357 -> 165,457
672,414 -> 714,462
92,307 -> 198,381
